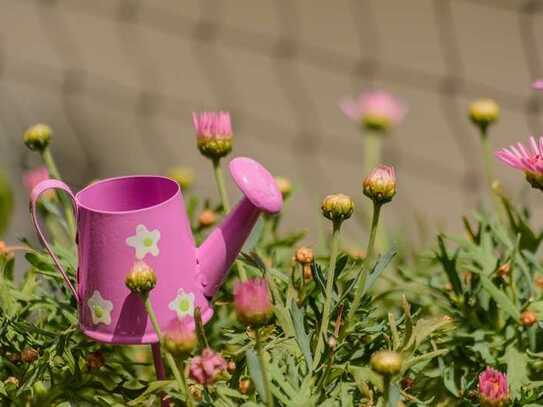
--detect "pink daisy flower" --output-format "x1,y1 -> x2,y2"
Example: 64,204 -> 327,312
340,90 -> 407,132
495,136 -> 543,190
192,112 -> 232,140
532,80 -> 543,91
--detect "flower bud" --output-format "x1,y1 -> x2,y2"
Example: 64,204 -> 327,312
162,317 -> 197,357
167,167 -> 194,190
370,350 -> 403,376
239,377 -> 252,394
20,347 -> 39,363
23,167 -> 53,199
4,376 -> 19,388
327,336 -> 337,350
497,263 -> 510,280
125,261 -> 157,296
226,360 -> 236,374
401,377 -> 414,390
198,209 -> 217,228
86,351 -> 105,370
303,266 -> 313,281
321,194 -> 354,224
469,99 -> 499,130
23,124 -> 52,152
479,367 -> 509,407
275,176 -> 293,200
535,275 -> 543,289
294,247 -> 313,265
363,165 -> 396,205
189,385 -> 203,401
520,310 -> 537,327
189,348 -> 227,385
234,278 -> 273,327
295,247 -> 314,282
193,112 -> 233,160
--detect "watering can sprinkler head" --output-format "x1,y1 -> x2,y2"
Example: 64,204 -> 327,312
197,157 -> 283,297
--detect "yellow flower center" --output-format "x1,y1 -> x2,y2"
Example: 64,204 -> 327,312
144,237 -> 154,247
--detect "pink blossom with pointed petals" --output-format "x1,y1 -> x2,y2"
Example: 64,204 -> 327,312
192,112 -> 232,140
189,348 -> 227,385
234,278 -> 273,327
495,136 -> 543,179
479,367 -> 509,407
22,166 -> 49,196
532,80 -> 543,91
340,90 -> 407,130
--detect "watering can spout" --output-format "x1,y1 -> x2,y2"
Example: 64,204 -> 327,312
197,157 -> 283,298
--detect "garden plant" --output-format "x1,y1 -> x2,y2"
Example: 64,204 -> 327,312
1,85 -> 543,406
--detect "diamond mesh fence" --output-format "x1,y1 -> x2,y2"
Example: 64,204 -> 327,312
1,0 -> 543,247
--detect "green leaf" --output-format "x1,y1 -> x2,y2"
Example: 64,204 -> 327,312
435,235 -> 462,295
246,348 -> 267,403
504,347 -> 529,400
363,249 -> 397,295
478,274 -> 520,320
289,302 -> 313,368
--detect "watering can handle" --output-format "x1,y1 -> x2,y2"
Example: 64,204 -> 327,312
30,179 -> 79,303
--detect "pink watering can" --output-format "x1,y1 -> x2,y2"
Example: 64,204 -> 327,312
30,157 -> 282,344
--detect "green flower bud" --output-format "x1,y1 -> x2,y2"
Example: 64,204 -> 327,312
275,176 -> 293,200
469,99 -> 499,131
167,167 -> 195,190
125,261 -> 157,296
23,124 -> 52,152
370,350 -> 403,376
363,165 -> 396,205
321,193 -> 354,223
197,138 -> 233,160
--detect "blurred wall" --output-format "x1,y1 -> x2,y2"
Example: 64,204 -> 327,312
1,0 -> 543,250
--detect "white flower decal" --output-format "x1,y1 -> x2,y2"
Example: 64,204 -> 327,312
87,290 -> 113,326
126,224 -> 160,260
168,289 -> 195,319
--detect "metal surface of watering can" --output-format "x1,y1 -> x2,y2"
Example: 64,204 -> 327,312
29,157 -> 282,344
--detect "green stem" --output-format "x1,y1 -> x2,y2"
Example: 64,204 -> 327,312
212,158 -> 230,213
480,127 -> 494,189
180,359 -> 194,407
143,295 -> 187,400
42,147 -> 76,239
143,295 -> 162,337
363,132 -> 382,218
164,353 -> 193,407
383,375 -> 391,406
346,202 -> 382,325
313,221 -> 341,368
255,328 -> 273,407
194,306 -> 209,349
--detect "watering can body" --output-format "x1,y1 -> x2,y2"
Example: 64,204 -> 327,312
30,157 -> 282,344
